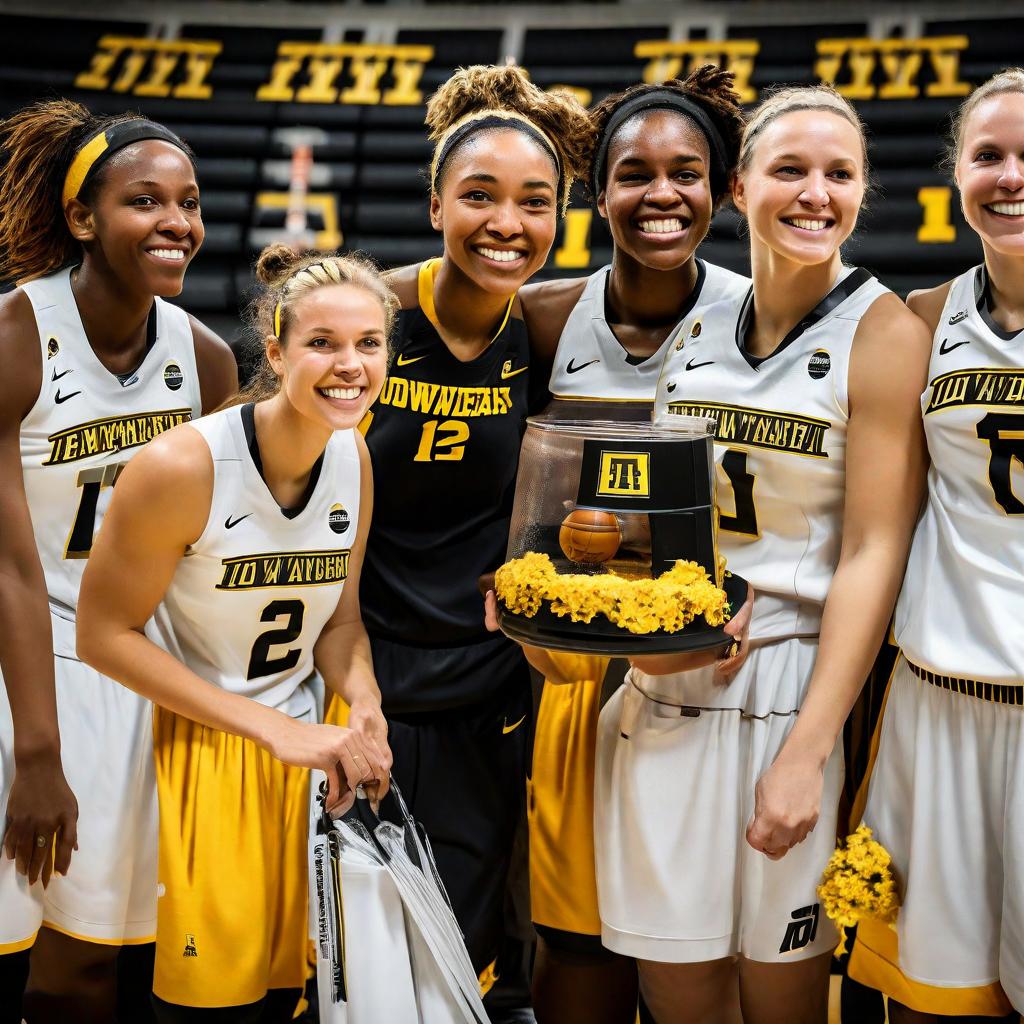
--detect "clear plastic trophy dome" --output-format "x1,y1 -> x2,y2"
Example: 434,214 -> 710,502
497,415 -> 745,654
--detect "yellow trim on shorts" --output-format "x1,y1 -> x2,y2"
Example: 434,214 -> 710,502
849,917 -> 1013,1017
40,920 -> 155,946
849,654 -> 900,828
0,931 -> 38,954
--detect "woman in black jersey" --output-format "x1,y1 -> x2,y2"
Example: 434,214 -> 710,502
332,64 -> 592,978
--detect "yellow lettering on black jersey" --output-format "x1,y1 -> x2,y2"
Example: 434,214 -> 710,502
44,409 -> 192,465
666,402 -> 830,458
377,379 -> 513,418
217,550 -> 351,591
926,368 -> 1024,415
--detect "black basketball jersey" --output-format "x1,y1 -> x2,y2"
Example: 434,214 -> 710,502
360,259 -> 539,711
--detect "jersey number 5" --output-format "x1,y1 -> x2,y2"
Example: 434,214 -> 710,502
414,419 -> 470,462
718,449 -> 759,536
977,412 -> 1024,515
65,463 -> 126,559
247,599 -> 305,680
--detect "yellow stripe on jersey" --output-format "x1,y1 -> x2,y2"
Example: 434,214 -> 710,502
849,917 -> 1014,1017
417,257 -> 514,343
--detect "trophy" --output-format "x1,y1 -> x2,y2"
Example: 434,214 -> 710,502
496,415 -> 746,655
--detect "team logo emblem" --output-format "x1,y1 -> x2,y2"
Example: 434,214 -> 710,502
597,451 -> 650,498
328,503 -> 350,535
807,350 -> 831,380
46,337 -> 59,359
163,362 -> 184,391
690,319 -> 702,338
666,381 -> 677,393
779,904 -> 820,955
948,309 -> 967,325
183,933 -> 198,958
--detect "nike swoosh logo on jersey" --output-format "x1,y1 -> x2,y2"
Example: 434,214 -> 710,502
54,389 -> 81,404
51,366 -> 72,381
502,714 -> 527,735
566,358 -> 599,374
939,338 -> 970,355
948,310 -> 967,325
225,513 -> 252,530
501,360 -> 528,380
666,381 -> 677,393
396,353 -> 426,367
685,358 -> 715,371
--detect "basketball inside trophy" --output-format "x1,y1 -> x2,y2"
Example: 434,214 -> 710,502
495,416 -> 746,655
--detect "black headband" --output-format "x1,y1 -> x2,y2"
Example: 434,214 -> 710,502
63,119 -> 194,207
432,113 -> 565,207
592,89 -> 731,199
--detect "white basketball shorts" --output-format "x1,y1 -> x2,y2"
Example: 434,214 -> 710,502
595,636 -> 842,964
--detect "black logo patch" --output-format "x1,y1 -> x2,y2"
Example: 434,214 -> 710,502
328,503 -> 350,535
183,933 -> 198,958
779,904 -> 820,954
164,363 -> 184,391
47,337 -> 59,359
666,381 -> 677,393
949,309 -> 967,325
808,350 -> 831,380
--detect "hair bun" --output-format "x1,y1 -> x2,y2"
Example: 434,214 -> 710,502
425,65 -> 539,141
254,243 -> 301,286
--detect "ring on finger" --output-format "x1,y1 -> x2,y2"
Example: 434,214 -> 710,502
35,834 -> 48,849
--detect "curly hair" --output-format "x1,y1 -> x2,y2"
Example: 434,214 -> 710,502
0,99 -> 193,284
425,64 -> 595,213
238,243 -> 398,405
589,65 -> 746,205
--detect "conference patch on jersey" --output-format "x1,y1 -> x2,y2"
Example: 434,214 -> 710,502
47,336 -> 59,359
328,502 -> 350,535
596,450 -> 650,497
217,549 -> 351,590
43,408 -> 192,465
163,362 -> 184,391
665,401 -> 830,458
807,350 -> 831,379
925,367 -> 1024,415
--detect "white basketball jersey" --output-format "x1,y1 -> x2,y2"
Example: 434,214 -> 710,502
548,261 -> 748,401
19,268 -> 201,654
655,267 -> 889,642
152,404 -> 361,711
895,266 -> 1024,683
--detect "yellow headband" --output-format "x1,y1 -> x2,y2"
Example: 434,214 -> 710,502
429,108 -> 561,190
274,301 -> 282,337
62,132 -> 109,208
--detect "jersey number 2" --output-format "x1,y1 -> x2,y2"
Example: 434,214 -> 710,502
718,449 -> 759,536
977,412 -> 1024,515
65,463 -> 126,559
247,599 -> 305,680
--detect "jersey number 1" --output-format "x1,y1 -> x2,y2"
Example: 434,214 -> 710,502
718,449 -> 759,536
65,463 -> 126,559
247,599 -> 305,680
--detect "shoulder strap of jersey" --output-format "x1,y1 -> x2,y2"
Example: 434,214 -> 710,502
417,257 -> 515,342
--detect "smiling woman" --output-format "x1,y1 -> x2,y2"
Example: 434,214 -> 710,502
329,64 -> 592,985
74,243 -> 396,1019
0,99 -> 238,1023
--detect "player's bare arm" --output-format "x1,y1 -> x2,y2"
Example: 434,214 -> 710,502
189,314 -> 239,413
746,292 -> 932,859
77,425 -> 379,812
0,289 -> 78,886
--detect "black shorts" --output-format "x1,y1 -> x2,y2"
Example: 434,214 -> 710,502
386,672 -> 532,973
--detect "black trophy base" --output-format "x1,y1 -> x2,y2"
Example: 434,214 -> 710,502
498,571 -> 748,656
